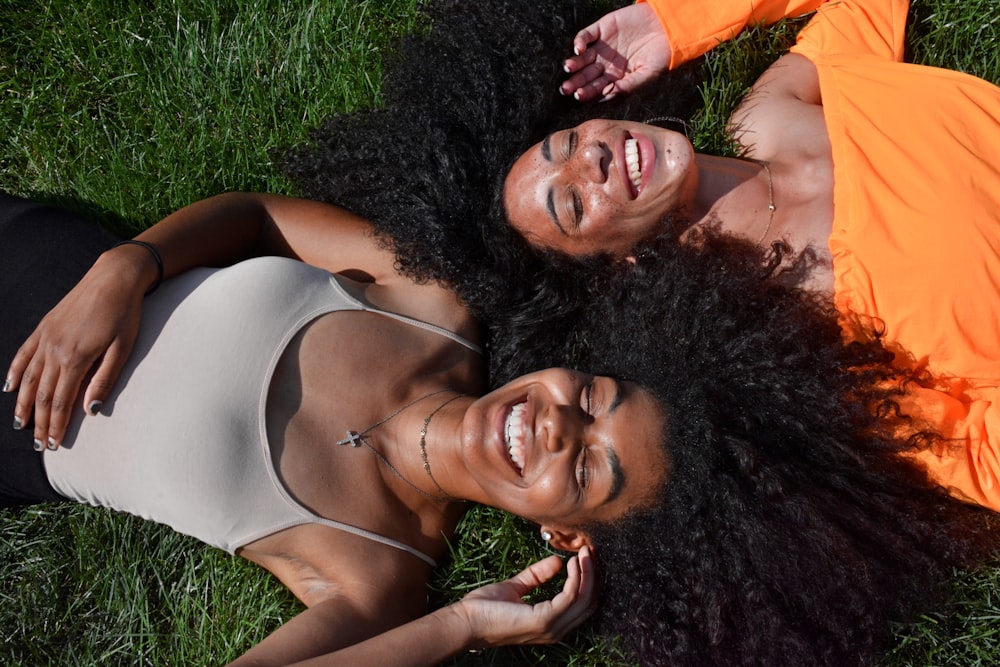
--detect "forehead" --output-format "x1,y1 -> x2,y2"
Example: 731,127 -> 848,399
503,141 -> 561,238
614,384 -> 668,504
587,382 -> 668,523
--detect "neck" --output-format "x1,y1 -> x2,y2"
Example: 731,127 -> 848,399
379,392 -> 474,504
686,154 -> 775,242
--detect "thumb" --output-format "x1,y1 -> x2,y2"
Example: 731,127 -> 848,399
506,555 -> 564,595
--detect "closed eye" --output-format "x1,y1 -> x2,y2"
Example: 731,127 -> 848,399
576,447 -> 589,489
581,380 -> 594,415
571,189 -> 583,228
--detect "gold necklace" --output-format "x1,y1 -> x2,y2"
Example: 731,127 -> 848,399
755,162 -> 778,245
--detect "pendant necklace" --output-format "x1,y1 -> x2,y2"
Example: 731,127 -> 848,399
335,388 -> 461,503
755,161 -> 778,245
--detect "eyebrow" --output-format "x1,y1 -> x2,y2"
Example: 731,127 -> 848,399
605,444 -> 625,504
540,135 -> 568,237
604,379 -> 627,503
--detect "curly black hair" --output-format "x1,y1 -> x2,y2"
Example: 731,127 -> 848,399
280,2 -> 1000,664
567,230 -> 1000,666
278,0 -> 701,341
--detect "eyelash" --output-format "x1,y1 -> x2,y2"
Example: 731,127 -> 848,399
565,132 -> 583,225
577,381 -> 594,488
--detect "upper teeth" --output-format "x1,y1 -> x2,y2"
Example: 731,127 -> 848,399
504,403 -> 527,474
625,138 -> 642,193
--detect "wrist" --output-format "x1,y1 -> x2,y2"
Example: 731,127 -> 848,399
105,240 -> 164,295
442,600 -> 486,652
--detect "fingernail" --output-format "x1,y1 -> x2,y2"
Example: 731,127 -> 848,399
574,90 -> 582,101
88,400 -> 103,416
13,416 -> 23,430
574,45 -> 581,56
2,379 -> 10,393
33,438 -> 45,452
563,63 -> 571,74
47,437 -> 59,450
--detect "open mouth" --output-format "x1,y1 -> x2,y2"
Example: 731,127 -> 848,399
625,136 -> 642,195
504,402 -> 527,475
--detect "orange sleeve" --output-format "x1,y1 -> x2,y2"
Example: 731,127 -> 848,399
901,384 -> 1000,513
789,0 -> 908,62
638,0 -> 825,68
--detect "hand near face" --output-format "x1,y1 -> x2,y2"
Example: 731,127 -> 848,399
560,3 -> 671,103
458,546 -> 598,649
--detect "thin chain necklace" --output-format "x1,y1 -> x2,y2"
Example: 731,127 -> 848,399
419,393 -> 463,500
334,388 -> 457,503
755,161 -> 778,245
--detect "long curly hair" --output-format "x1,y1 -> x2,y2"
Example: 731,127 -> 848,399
280,2 -> 998,664
567,230 -> 1000,666
278,0 -> 701,332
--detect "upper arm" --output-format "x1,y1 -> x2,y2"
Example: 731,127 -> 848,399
229,566 -> 428,667
790,0 -> 909,63
250,194 -> 402,282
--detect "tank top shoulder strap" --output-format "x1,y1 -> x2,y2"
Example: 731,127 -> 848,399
328,274 -> 483,355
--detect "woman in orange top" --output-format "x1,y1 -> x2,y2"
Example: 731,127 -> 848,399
504,0 -> 1000,511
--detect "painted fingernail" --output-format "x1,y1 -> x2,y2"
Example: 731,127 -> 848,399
47,437 -> 59,450
13,416 -> 23,430
33,438 -> 45,452
2,379 -> 11,393
88,400 -> 103,416
574,45 -> 581,56
563,63 -> 571,74
574,90 -> 582,101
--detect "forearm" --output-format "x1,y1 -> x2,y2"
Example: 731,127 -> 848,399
129,192 -> 286,283
640,0 -> 825,68
288,605 -> 474,667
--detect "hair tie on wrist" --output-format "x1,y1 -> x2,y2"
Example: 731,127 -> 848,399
113,240 -> 164,294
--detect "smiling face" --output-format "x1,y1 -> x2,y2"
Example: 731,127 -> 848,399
503,119 -> 697,257
459,368 -> 668,547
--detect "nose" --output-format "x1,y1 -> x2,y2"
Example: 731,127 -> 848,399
541,404 -> 584,453
574,141 -> 610,185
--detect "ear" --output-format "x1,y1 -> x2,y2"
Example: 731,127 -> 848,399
541,525 -> 593,552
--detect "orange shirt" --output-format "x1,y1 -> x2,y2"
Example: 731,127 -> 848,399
645,0 -> 1000,510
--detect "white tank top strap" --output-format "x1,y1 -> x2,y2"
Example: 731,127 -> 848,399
328,274 -> 483,354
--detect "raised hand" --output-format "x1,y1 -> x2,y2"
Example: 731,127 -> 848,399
458,546 -> 598,649
560,3 -> 671,103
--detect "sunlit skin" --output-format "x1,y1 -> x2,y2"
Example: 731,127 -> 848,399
433,369 -> 669,551
503,119 -> 699,257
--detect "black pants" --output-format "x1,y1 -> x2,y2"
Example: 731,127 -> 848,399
0,193 -> 118,506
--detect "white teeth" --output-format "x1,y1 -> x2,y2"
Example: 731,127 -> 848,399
625,138 -> 642,193
504,403 -> 527,474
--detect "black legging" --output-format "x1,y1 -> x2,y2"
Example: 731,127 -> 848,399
0,193 -> 119,506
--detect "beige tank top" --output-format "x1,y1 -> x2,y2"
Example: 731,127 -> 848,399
45,257 -> 480,567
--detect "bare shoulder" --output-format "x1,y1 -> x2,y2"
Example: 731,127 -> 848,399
728,54 -> 827,161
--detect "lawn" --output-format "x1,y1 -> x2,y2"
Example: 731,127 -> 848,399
2,0 -> 999,665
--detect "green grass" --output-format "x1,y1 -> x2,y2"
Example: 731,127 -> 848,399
1,0 -> 999,665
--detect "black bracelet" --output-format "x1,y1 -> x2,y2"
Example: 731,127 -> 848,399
112,240 -> 164,295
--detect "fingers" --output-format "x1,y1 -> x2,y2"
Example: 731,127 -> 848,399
9,335 -> 100,450
561,60 -> 614,101
571,22 -> 602,58
506,555 -> 564,596
82,340 -> 130,417
560,50 -> 599,96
